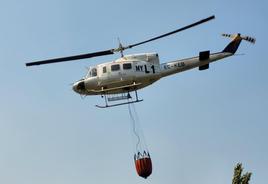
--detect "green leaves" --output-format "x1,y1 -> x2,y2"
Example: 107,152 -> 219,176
241,173 -> 252,184
232,163 -> 252,184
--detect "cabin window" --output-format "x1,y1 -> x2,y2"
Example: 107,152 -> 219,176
103,66 -> 107,73
111,64 -> 120,71
123,63 -> 132,70
91,68 -> 97,77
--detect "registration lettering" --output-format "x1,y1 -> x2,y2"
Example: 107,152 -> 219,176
136,65 -> 156,74
164,62 -> 185,70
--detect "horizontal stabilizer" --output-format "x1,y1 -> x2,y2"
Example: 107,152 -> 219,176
199,64 -> 209,70
199,51 -> 210,61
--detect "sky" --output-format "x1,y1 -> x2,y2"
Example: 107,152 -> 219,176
0,0 -> 267,184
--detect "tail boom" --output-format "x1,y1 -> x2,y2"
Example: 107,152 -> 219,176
159,33 -> 255,78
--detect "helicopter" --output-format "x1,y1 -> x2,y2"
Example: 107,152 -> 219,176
26,15 -> 255,108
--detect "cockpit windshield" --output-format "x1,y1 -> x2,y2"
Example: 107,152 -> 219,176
86,67 -> 97,78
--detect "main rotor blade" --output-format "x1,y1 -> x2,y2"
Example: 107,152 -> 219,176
26,15 -> 215,67
26,49 -> 114,66
127,15 -> 215,49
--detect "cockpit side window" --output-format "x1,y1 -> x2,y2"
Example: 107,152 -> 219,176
91,68 -> 97,77
103,66 -> 107,73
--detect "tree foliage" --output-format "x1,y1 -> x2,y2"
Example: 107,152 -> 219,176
232,163 -> 252,184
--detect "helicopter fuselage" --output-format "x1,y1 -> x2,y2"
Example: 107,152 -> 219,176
72,51 -> 232,95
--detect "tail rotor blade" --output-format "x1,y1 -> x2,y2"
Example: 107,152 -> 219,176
222,33 -> 236,39
242,36 -> 256,44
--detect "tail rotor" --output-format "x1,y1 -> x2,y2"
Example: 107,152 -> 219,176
222,33 -> 256,44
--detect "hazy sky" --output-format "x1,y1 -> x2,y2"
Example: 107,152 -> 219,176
0,0 -> 267,184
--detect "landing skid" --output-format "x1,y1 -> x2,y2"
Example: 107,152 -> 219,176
96,91 -> 143,108
96,99 -> 143,108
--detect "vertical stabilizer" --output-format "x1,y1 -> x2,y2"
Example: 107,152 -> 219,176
222,33 -> 255,54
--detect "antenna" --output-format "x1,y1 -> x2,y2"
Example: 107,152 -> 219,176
117,37 -> 124,57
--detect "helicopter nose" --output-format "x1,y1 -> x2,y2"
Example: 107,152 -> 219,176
72,80 -> 86,93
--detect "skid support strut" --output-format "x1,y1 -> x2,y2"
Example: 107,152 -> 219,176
96,90 -> 143,108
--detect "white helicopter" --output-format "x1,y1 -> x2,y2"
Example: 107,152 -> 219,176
26,15 -> 255,108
